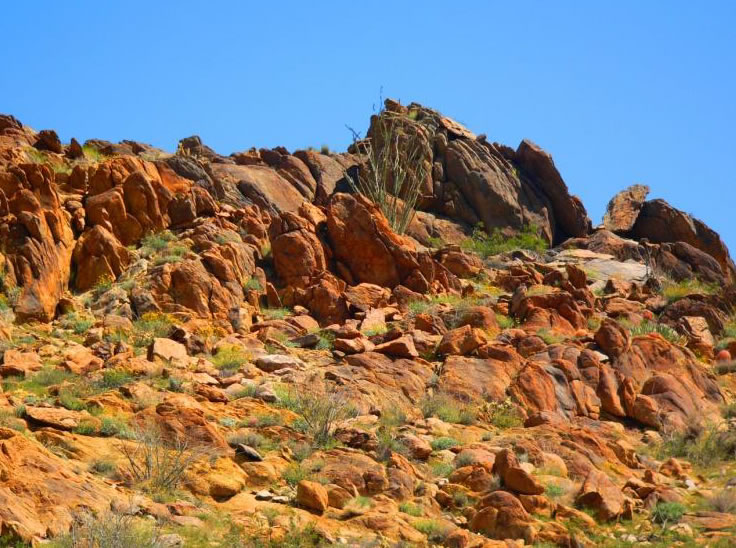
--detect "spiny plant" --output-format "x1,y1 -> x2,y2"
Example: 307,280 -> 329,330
345,103 -> 428,235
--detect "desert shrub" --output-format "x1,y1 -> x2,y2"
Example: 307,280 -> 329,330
496,313 -> 515,329
82,145 -> 108,163
651,501 -> 685,525
281,462 -> 310,487
314,331 -> 335,351
375,426 -> 406,461
59,390 -> 86,411
706,488 -> 736,514
140,230 -> 177,255
482,398 -> 524,429
228,432 -> 273,452
100,416 -> 132,438
73,421 -> 98,435
93,274 -> 114,295
256,414 -> 283,427
98,369 -> 133,389
455,452 -> 478,468
413,519 -> 452,542
210,345 -> 250,372
118,422 -> 212,494
59,311 -> 94,335
399,501 -> 424,517
0,410 -> 25,432
345,107 -> 428,235
430,461 -> 455,478
430,437 -> 459,451
231,383 -> 259,399
536,328 -> 564,345
277,383 -> 353,447
660,277 -> 718,303
243,277 -> 262,291
629,320 -> 682,344
47,508 -> 161,548
723,402 -> 736,419
655,424 -> 736,466
27,367 -> 73,391
420,393 -> 477,425
453,491 -> 471,507
261,307 -> 291,320
89,459 -> 117,476
461,222 -> 548,258
379,406 -> 407,428
545,484 -> 565,499
131,312 -> 175,348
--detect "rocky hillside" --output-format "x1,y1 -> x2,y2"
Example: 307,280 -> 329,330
0,101 -> 735,547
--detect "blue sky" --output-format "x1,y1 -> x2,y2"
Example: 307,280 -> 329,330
2,1 -> 735,252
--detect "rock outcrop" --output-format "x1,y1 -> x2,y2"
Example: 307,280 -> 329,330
0,101 -> 734,547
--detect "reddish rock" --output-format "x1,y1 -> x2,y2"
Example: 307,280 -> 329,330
603,184 -> 650,233
437,325 -> 488,356
576,469 -> 625,521
594,318 -> 630,358
296,480 -> 329,514
471,490 -> 536,542
326,193 -> 460,293
0,428 -> 119,541
631,199 -> 736,283
1,349 -> 42,377
373,335 -> 419,359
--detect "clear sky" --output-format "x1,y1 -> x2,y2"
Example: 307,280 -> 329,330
2,1 -> 734,252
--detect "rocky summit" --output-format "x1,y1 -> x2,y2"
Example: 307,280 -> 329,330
1,101 -> 736,547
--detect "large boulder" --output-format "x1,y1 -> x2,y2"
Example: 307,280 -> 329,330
0,164 -> 75,322
72,225 -> 130,291
0,428 -> 120,541
364,101 -> 591,246
603,184 -> 650,233
631,199 -> 736,283
326,193 -> 460,293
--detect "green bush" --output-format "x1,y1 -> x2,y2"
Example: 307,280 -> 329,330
651,501 -> 686,524
89,459 -> 117,475
131,312 -> 175,348
413,519 -> 451,542
59,390 -> 86,411
100,416 -> 132,438
399,502 -> 423,517
60,311 -> 94,335
97,369 -> 133,389
420,393 -> 477,425
430,461 -> 454,478
261,307 -> 291,320
496,313 -> 515,329
485,398 -> 524,429
655,424 -> 736,466
545,484 -> 565,499
281,462 -> 309,487
210,345 -> 250,372
73,421 -> 98,435
461,222 -> 548,258
660,277 -> 718,304
629,320 -> 682,344
430,437 -> 459,451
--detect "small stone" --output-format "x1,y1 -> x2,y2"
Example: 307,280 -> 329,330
235,444 -> 263,462
254,354 -> 305,373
